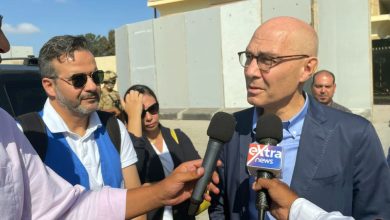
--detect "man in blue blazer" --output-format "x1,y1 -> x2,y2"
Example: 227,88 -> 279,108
209,16 -> 390,220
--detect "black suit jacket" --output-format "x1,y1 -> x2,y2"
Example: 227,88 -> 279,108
131,125 -> 200,220
209,95 -> 390,220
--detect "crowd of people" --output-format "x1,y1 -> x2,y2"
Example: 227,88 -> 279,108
0,14 -> 389,220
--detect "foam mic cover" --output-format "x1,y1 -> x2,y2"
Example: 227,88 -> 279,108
256,114 -> 283,145
188,112 -> 236,216
206,112 -> 236,142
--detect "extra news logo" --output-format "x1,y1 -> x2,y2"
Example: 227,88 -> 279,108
247,143 -> 282,171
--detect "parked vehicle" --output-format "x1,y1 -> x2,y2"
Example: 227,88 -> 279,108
0,56 -> 46,117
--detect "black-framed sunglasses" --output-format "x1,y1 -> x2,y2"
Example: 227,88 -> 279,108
53,70 -> 104,89
142,102 -> 159,118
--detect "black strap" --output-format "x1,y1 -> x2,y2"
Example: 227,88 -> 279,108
17,112 -> 48,160
17,111 -> 121,161
96,111 -> 121,153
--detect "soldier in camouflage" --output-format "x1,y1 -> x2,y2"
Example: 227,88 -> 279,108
98,70 -> 122,116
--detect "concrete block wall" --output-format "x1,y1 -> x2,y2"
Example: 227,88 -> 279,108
116,0 -> 372,118
115,0 -> 260,110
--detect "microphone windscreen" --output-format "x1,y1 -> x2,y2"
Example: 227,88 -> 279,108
255,114 -> 283,143
207,112 -> 236,143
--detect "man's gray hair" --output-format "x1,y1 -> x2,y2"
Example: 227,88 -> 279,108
38,35 -> 90,78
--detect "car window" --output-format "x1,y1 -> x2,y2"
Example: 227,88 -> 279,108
5,80 -> 46,116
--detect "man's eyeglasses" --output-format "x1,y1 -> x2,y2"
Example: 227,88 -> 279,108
238,51 -> 309,72
142,102 -> 159,118
52,70 -> 104,89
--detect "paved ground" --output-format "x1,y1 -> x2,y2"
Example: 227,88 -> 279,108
160,105 -> 390,220
160,119 -> 210,220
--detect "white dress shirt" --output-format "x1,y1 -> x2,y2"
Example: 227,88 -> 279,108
19,99 -> 138,190
290,198 -> 355,220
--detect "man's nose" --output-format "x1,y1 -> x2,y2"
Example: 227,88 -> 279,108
245,58 -> 262,77
84,75 -> 98,90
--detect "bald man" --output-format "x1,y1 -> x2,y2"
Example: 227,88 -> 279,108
311,70 -> 351,113
209,16 -> 390,220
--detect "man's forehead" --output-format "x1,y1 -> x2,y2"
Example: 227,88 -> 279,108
247,31 -> 295,55
247,41 -> 279,56
316,73 -> 334,81
314,77 -> 334,85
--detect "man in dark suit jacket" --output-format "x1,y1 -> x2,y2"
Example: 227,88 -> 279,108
209,16 -> 390,220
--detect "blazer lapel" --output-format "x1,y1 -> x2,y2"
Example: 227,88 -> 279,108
290,97 -> 330,197
237,108 -> 255,184
235,108 -> 255,217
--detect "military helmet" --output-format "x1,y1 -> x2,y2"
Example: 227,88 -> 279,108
103,70 -> 117,82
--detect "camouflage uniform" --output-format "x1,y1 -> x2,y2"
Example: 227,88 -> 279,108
99,71 -> 122,112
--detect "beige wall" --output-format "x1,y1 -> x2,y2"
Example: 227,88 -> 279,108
95,55 -> 116,73
149,0 -> 239,16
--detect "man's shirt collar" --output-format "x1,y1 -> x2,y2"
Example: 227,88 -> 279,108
251,92 -> 310,138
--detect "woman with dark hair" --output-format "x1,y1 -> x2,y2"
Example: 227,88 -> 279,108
121,84 -> 200,220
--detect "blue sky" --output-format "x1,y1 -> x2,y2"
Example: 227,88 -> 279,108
1,0 -> 155,55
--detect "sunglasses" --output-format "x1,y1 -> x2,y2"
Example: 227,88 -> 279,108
105,79 -> 116,84
54,70 -> 104,89
142,102 -> 159,118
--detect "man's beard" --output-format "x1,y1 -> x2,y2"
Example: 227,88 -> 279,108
55,86 -> 100,116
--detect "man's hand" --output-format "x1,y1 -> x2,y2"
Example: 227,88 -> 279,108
157,159 -> 220,206
125,159 -> 221,219
252,178 -> 298,220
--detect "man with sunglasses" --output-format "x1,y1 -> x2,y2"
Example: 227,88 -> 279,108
0,104 -> 220,219
20,35 -> 145,218
209,16 -> 390,220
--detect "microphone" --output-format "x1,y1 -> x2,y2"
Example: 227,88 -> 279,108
188,112 -> 236,216
246,114 -> 283,220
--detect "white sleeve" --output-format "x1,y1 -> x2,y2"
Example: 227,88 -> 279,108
289,198 -> 355,220
117,119 -> 138,168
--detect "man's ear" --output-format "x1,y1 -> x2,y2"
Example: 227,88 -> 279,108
300,57 -> 318,82
42,78 -> 56,97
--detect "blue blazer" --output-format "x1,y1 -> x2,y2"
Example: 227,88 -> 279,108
209,96 -> 390,220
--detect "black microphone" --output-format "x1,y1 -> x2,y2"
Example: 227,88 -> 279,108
254,114 -> 283,220
187,112 -> 236,216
